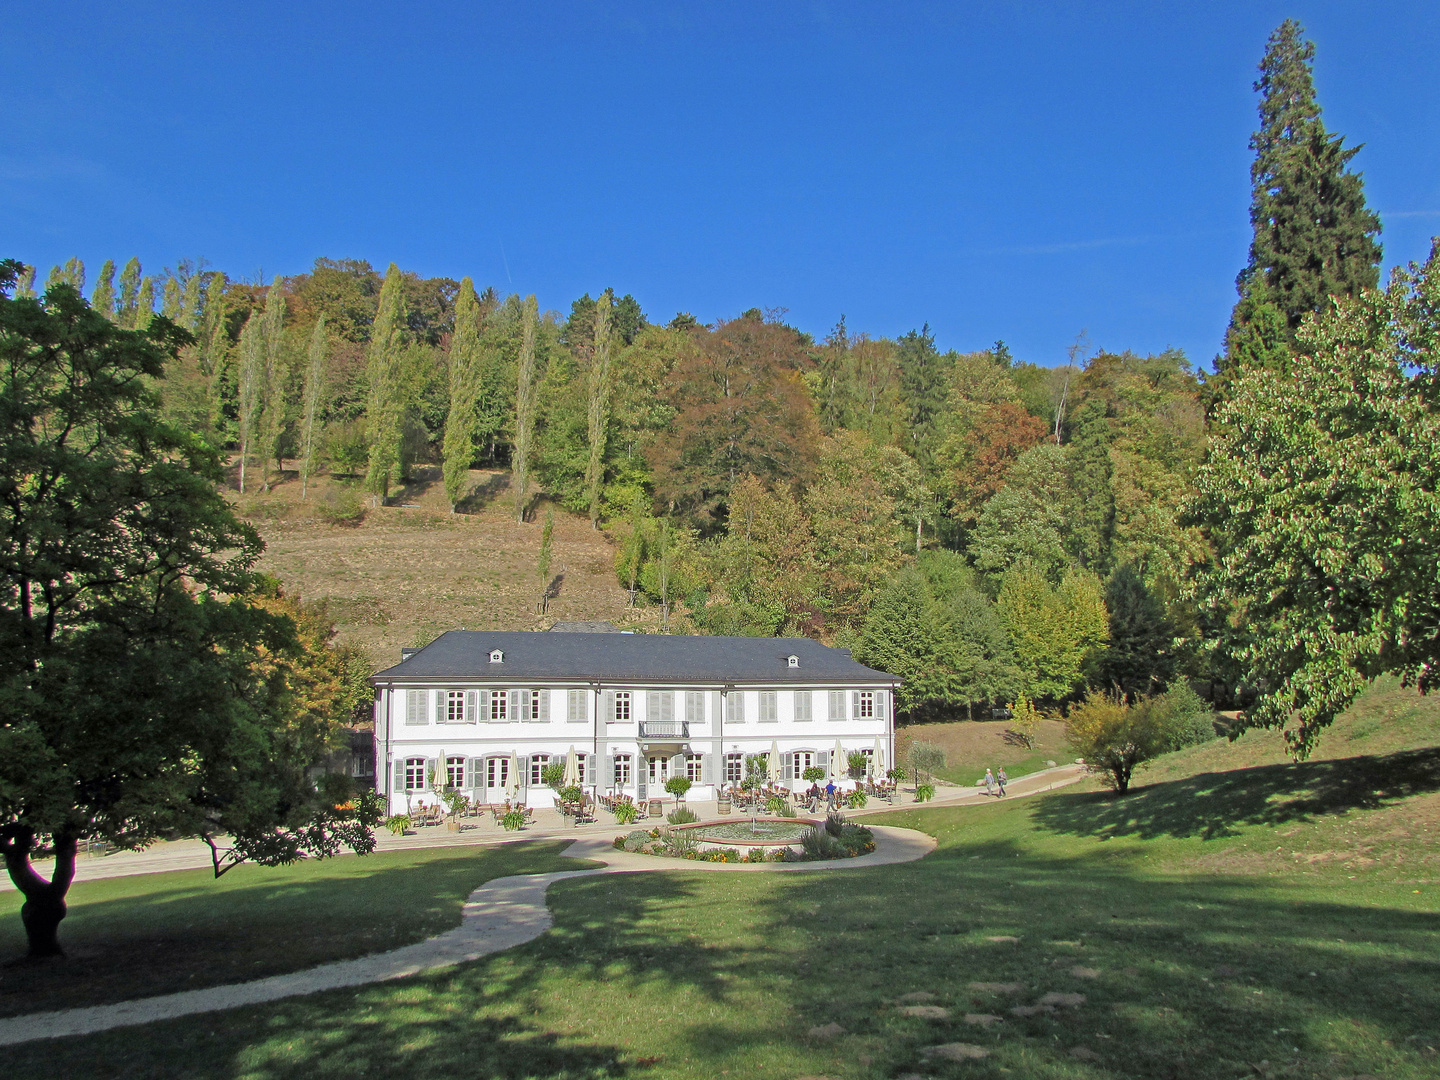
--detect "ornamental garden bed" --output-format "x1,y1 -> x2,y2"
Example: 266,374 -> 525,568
612,816 -> 877,863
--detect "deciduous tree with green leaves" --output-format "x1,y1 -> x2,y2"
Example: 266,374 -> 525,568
0,263 -> 380,959
1189,242 -> 1440,756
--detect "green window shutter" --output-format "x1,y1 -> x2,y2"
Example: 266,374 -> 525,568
875,689 -> 886,717
465,690 -> 477,723
817,750 -> 829,771
393,758 -> 405,792
646,691 -> 659,721
782,752 -> 793,780
702,753 -> 713,784
538,689 -> 550,722
406,689 -> 422,726
604,690 -> 616,722
852,691 -> 860,718
434,691 -> 445,724
731,693 -> 744,724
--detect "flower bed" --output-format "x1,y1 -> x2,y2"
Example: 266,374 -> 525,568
679,818 -> 818,846
612,816 -> 876,863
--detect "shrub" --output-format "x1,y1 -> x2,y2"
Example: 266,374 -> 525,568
622,829 -> 652,853
824,813 -> 846,837
613,801 -> 638,825
663,776 -> 692,800
1149,681 -> 1217,751
800,827 -> 846,860
1066,689 -> 1181,793
659,827 -> 699,857
914,783 -> 936,803
847,788 -> 868,809
541,763 -> 566,789
613,835 -> 626,849
557,785 -> 582,803
764,795 -> 792,816
745,847 -> 769,863
667,807 -> 699,825
907,741 -> 946,781
886,767 -> 907,782
315,485 -> 365,526
801,766 -> 826,782
501,808 -> 527,831
847,751 -> 868,778
383,814 -> 410,836
1009,695 -> 1043,748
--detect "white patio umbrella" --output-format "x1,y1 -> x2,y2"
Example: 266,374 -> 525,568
563,746 -> 579,787
831,739 -> 847,781
873,735 -> 885,777
767,741 -> 781,782
506,752 -> 520,800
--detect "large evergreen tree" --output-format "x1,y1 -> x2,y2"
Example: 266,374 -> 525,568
1221,20 -> 1382,377
896,323 -> 948,473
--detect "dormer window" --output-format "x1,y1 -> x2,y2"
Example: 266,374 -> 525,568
489,649 -> 504,664
787,655 -> 799,669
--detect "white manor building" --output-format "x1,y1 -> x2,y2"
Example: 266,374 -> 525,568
370,628 -> 899,813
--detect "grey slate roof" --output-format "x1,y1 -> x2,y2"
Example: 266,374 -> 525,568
371,631 -> 897,685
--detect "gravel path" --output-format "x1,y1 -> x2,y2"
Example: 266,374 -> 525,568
0,825 -> 936,1047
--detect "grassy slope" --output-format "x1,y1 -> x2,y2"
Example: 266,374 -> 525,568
236,465 -> 660,668
897,717 -> 1074,787
6,683 -> 1437,1079
0,841 -> 590,1019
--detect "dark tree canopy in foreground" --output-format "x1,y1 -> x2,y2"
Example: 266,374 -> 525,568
0,262 -> 379,959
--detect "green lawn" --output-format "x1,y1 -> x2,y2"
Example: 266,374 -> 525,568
4,689 -> 1437,1079
0,840 -> 587,1019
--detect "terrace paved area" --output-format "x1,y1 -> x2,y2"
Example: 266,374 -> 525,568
2,764 -> 1086,890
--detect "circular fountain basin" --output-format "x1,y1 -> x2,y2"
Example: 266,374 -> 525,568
675,818 -> 821,846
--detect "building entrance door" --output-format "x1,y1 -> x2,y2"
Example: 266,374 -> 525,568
485,757 -> 510,802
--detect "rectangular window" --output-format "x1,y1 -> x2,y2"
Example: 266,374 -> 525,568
647,755 -> 669,783
446,691 -> 466,723
614,691 -> 631,721
829,690 -> 846,721
525,689 -> 542,721
729,692 -> 745,724
857,691 -> 875,718
490,691 -> 508,722
530,754 -> 550,787
614,754 -> 632,786
446,756 -> 466,788
574,753 -> 586,785
759,690 -> 778,723
404,757 -> 427,791
685,691 -> 704,725
686,754 -> 703,782
794,690 -> 812,722
791,751 -> 813,781
725,753 -> 743,783
405,690 -> 427,726
568,689 -> 588,723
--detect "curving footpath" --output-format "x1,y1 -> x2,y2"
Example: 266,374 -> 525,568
0,825 -> 935,1048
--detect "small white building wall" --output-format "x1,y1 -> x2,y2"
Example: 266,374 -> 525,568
374,682 -> 894,814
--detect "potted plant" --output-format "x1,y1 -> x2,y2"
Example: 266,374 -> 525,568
801,765 -> 826,783
614,801 -> 638,825
501,807 -> 527,831
663,775 -> 692,806
541,763 -> 566,790
384,813 -> 411,836
847,751 -> 868,780
441,789 -> 467,831
558,784 -> 583,804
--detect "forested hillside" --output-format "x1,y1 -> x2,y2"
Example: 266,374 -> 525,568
14,23 -> 1432,751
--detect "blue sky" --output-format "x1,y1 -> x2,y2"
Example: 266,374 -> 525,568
3,2 -> 1437,369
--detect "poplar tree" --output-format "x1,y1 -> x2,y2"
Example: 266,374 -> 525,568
162,277 -> 183,322
180,272 -> 205,331
299,316 -> 326,501
202,275 -> 231,439
117,258 -> 141,326
15,265 -> 36,298
1221,20 -> 1382,378
364,264 -> 406,504
236,314 -> 264,494
46,258 -> 85,294
90,259 -> 117,319
513,293 -> 539,521
583,289 -> 614,527
537,507 -> 555,613
259,276 -> 288,489
442,278 -> 483,510
134,276 -> 156,331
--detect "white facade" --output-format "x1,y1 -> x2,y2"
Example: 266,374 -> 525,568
373,654 -> 896,813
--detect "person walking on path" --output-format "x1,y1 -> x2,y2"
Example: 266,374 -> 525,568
983,768 -> 996,797
996,767 -> 1008,797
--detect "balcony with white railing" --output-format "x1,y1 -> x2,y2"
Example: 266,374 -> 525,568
638,720 -> 689,739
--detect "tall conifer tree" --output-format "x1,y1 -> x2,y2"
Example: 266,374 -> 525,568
583,290 -> 614,527
897,324 -> 948,473
161,277 -> 183,322
299,316 -> 326,501
90,260 -> 117,319
442,278 -> 484,510
117,258 -> 141,327
1221,20 -> 1382,377
513,294 -> 540,521
364,263 -> 406,503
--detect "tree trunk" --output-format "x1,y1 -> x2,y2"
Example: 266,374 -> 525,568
2,828 -> 77,958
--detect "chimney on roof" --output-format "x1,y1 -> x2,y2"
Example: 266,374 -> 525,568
400,648 -> 419,661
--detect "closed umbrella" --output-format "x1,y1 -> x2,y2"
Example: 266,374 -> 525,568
832,739 -> 847,781
506,752 -> 520,801
563,746 -> 579,787
873,735 -> 885,777
767,741 -> 781,782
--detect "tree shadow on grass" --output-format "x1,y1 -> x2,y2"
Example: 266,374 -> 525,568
1032,745 -> 1440,841
6,842 -> 1440,1079
455,472 -> 510,515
